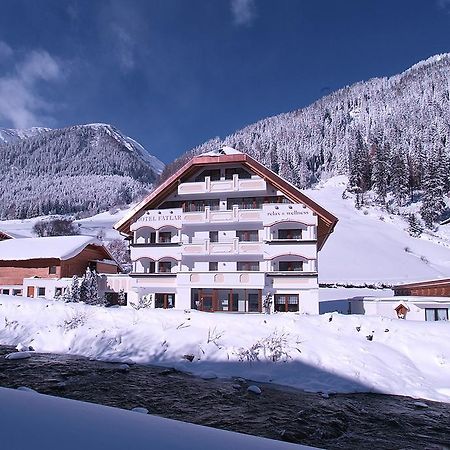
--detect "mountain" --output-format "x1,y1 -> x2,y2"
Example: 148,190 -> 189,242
161,53 -> 450,227
0,123 -> 164,219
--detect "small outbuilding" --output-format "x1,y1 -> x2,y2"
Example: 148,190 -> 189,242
0,235 -> 119,297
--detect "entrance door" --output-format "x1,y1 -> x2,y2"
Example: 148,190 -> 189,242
27,286 -> 34,298
199,293 -> 214,312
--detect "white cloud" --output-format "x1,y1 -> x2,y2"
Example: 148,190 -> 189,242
0,41 -> 13,61
230,0 -> 257,26
110,23 -> 136,72
0,49 -> 63,129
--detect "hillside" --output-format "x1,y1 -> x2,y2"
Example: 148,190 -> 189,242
161,53 -> 450,228
305,177 -> 450,285
0,124 -> 164,219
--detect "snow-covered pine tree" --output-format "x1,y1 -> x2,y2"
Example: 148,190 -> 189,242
420,148 -> 447,228
349,131 -> 371,206
371,141 -> 390,204
407,214 -> 423,237
63,275 -> 81,303
390,149 -> 409,206
118,289 -> 127,306
80,268 -> 102,305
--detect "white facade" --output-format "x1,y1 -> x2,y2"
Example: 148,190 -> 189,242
349,296 -> 450,321
117,149 -> 337,314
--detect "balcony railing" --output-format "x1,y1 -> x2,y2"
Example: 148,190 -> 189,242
183,238 -> 263,255
178,175 -> 266,195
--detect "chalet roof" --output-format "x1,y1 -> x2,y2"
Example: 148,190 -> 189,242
0,235 -> 107,261
114,147 -> 338,250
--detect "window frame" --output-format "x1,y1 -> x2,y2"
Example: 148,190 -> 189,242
274,294 -> 299,312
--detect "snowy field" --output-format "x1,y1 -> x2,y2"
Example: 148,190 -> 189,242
1,295 -> 449,403
0,387 -> 311,450
306,176 -> 450,284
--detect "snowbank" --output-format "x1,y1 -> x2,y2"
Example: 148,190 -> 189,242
1,295 -> 449,402
0,387 -> 310,450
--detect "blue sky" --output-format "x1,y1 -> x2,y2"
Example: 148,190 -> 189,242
0,0 -> 449,163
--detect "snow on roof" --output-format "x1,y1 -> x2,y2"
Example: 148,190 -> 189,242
0,235 -> 103,261
201,146 -> 243,157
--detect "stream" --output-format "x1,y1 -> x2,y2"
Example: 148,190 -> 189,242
0,346 -> 449,449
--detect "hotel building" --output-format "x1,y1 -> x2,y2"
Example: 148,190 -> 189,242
115,147 -> 338,313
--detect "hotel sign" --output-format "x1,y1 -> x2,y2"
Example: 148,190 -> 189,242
262,204 -> 316,225
131,208 -> 183,230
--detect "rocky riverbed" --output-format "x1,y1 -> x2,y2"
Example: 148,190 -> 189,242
0,346 -> 449,449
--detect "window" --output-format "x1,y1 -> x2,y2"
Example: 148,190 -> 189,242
12,289 -> 22,296
159,232 -> 172,243
248,292 -> 260,312
425,308 -> 448,321
209,231 -> 219,242
37,287 -> 46,297
155,293 -> 175,309
237,261 -> 259,271
274,294 -> 299,312
54,287 -> 63,297
225,167 -> 251,180
209,262 -> 218,271
278,229 -> 302,240
279,261 -> 303,272
236,230 -> 259,242
138,260 -> 155,274
1,289 -> 10,295
49,265 -> 57,274
158,262 -> 173,273
195,169 -> 221,182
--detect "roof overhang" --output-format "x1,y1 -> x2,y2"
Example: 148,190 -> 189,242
114,151 -> 338,251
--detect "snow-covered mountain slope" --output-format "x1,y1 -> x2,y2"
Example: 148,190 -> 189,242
307,176 -> 450,285
0,296 -> 449,402
0,126 -> 51,144
0,123 -> 164,220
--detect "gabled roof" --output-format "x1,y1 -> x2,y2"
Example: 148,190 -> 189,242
0,235 -> 111,262
115,148 -> 338,250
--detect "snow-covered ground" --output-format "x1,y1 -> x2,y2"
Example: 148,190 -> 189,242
1,295 -> 449,403
0,387 -> 311,450
306,176 -> 450,284
0,206 -> 132,241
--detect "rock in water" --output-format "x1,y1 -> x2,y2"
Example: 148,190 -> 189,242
247,385 -> 262,395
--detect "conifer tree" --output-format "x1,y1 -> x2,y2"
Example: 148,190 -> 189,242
407,214 -> 423,237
